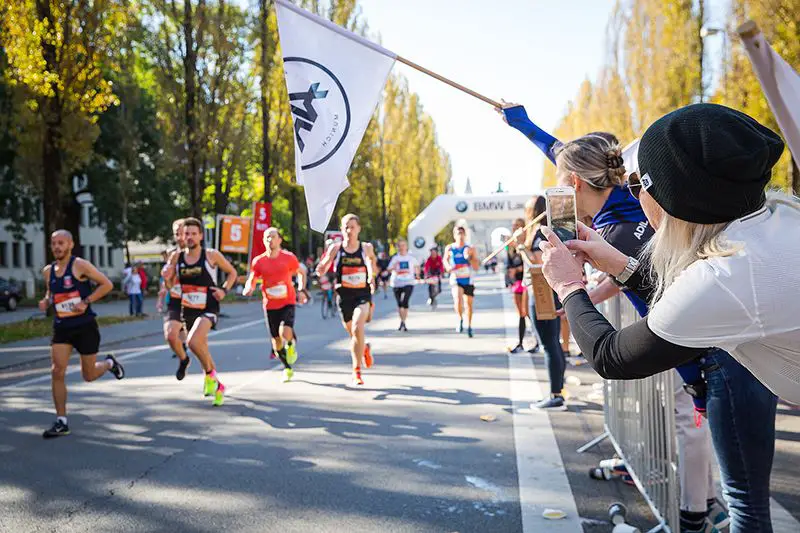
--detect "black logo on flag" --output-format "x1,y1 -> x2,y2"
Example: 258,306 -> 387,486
284,57 -> 351,170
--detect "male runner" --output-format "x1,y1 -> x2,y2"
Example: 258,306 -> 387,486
386,239 -> 420,331
315,214 -> 377,386
40,230 -> 124,438
163,217 -> 238,406
243,228 -> 307,382
443,225 -> 480,337
158,218 -> 191,378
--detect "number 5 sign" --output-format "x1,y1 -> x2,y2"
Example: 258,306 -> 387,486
217,215 -> 252,254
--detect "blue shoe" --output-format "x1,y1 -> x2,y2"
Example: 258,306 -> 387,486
457,320 -> 464,333
707,499 -> 730,530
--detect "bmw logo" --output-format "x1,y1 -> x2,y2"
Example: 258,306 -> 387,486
455,201 -> 468,213
414,237 -> 426,249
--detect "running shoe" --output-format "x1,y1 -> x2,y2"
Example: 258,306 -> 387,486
203,374 -> 217,397
212,382 -> 225,406
398,323 -> 404,331
285,342 -> 298,366
467,327 -> 474,338
401,323 -> 408,332
352,368 -> 364,386
364,343 -> 374,369
528,345 -> 541,353
509,344 -> 525,353
282,368 -> 294,382
457,320 -> 464,333
106,354 -> 125,380
176,356 -> 191,381
42,420 -> 70,439
532,395 -> 567,411
707,499 -> 730,530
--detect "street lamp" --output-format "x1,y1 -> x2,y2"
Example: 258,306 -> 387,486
700,25 -> 728,102
380,136 -> 393,251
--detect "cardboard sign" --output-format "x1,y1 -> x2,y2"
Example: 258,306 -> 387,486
531,267 -> 557,320
217,215 -> 252,254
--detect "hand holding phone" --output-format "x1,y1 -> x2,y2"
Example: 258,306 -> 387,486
545,187 -> 577,242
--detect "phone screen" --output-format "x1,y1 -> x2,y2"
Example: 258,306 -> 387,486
547,191 -> 577,242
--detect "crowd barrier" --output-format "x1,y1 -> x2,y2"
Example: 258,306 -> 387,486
578,295 -> 680,533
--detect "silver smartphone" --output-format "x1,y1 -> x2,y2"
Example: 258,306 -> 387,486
545,186 -> 578,242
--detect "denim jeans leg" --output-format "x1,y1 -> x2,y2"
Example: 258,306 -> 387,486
533,316 -> 565,394
128,295 -> 135,316
704,349 -> 777,533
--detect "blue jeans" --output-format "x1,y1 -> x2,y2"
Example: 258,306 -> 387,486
702,349 -> 777,533
129,293 -> 143,316
532,309 -> 565,394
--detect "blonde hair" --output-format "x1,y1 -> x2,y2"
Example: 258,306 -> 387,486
555,133 -> 627,189
341,213 -> 360,227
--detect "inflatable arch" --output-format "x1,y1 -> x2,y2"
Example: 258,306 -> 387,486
407,193 -> 532,262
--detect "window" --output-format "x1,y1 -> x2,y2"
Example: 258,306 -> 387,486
89,245 -> 96,264
98,245 -> 105,267
11,242 -> 20,268
0,242 -> 6,267
25,242 -> 33,268
108,247 -> 114,267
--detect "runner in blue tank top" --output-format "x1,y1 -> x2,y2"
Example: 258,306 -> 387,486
443,224 -> 480,337
39,230 -> 124,439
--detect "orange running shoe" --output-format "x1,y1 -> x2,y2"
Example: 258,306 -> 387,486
364,343 -> 374,369
352,367 -> 364,386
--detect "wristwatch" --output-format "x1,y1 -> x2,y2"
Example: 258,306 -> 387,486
612,256 -> 640,286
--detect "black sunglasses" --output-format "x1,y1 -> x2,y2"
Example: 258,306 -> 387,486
627,173 -> 643,200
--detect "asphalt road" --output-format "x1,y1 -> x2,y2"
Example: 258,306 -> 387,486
1,273 -> 797,533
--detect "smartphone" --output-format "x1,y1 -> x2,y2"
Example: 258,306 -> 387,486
545,186 -> 578,242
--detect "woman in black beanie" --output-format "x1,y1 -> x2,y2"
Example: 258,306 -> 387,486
539,104 -> 796,533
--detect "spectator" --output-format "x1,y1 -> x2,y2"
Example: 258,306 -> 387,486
123,263 -> 144,316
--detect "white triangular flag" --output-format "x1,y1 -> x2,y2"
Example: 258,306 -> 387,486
738,21 -> 800,163
275,0 -> 396,231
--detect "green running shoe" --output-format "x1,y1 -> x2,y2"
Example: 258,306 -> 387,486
286,342 -> 298,366
212,383 -> 225,406
282,368 -> 294,382
203,374 -> 217,397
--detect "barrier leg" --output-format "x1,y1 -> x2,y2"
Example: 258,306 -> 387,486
577,430 -> 609,453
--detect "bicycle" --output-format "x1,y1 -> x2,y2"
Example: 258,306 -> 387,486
318,275 -> 338,319
425,274 -> 442,310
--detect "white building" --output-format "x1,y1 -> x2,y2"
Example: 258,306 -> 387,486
0,202 -> 124,296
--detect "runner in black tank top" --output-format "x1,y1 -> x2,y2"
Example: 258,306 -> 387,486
160,218 -> 191,380
315,213 -> 377,386
40,230 -> 124,439
163,217 -> 238,407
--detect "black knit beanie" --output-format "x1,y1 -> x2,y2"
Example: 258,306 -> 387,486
638,103 -> 784,224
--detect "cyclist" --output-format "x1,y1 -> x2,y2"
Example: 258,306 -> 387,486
423,246 -> 444,308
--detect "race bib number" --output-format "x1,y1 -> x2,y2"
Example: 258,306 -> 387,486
169,285 -> 182,298
53,291 -> 84,318
265,283 -> 288,299
454,264 -> 471,278
341,266 -> 367,289
181,285 -> 208,309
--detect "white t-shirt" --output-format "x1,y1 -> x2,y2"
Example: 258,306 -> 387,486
126,272 -> 142,295
647,198 -> 800,404
388,254 -> 418,288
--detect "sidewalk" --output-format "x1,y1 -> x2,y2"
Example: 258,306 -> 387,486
0,300 -> 264,370
0,297 -> 159,326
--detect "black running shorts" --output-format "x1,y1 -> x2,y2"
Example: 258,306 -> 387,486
338,294 -> 372,324
163,308 -> 182,323
267,305 -> 295,338
51,320 -> 101,356
393,286 -> 414,308
183,310 -> 218,332
455,284 -> 475,297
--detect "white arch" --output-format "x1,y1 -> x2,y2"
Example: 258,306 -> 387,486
407,193 -> 532,261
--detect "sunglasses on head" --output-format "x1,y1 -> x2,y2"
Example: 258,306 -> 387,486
627,173 -> 643,200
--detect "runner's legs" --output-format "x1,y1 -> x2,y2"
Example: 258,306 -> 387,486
349,303 -> 370,369
164,320 -> 188,359
187,317 -> 216,373
50,344 -> 72,417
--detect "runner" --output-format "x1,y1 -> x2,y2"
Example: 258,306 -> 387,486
386,239 -> 420,331
163,217 -> 238,406
443,225 -> 480,337
315,213 -> 377,386
376,251 -> 391,299
40,230 -> 124,438
158,218 -> 192,378
243,228 -> 307,382
506,218 -> 531,353
423,246 -> 444,308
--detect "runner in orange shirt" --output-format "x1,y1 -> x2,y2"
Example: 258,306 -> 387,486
243,228 -> 307,382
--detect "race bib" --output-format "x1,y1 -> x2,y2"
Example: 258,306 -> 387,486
53,291 -> 84,318
169,285 -> 182,298
341,266 -> 367,289
454,264 -> 471,278
181,285 -> 208,309
265,283 -> 288,299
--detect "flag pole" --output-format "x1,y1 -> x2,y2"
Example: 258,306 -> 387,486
395,55 -> 502,108
482,211 -> 547,265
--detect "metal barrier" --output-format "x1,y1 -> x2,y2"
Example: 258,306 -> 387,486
578,295 -> 680,533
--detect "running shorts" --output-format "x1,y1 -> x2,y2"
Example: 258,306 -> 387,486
183,310 -> 218,331
338,294 -> 372,323
393,286 -> 414,309
267,305 -> 295,338
456,284 -> 475,297
51,320 -> 101,356
511,280 -> 525,295
163,308 -> 182,323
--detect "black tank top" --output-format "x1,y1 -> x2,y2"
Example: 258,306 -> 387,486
177,247 -> 220,314
50,256 -> 96,329
508,250 -> 524,281
335,243 -> 370,299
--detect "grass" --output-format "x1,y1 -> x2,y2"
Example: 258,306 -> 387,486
0,315 -> 145,345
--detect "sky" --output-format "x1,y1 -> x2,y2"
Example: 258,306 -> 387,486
357,0 -> 619,196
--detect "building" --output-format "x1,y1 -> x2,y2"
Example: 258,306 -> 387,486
0,202 -> 124,297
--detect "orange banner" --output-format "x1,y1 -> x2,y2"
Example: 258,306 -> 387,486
218,215 -> 252,254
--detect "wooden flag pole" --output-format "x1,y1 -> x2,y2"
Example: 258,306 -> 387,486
396,55 -> 502,108
482,211 -> 547,265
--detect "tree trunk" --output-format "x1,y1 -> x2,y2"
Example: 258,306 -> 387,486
260,0 -> 272,203
290,186 -> 298,252
184,0 -> 201,217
